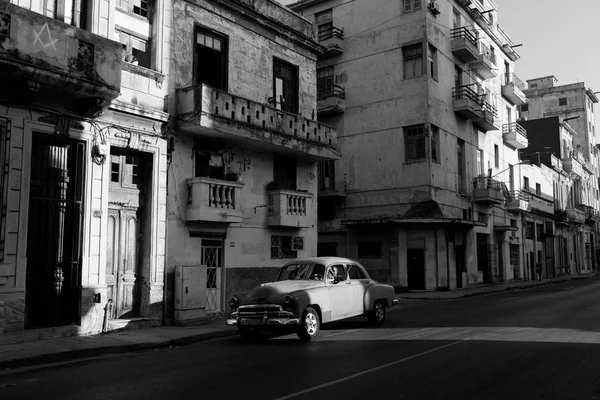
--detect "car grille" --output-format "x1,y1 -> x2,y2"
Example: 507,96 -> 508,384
237,304 -> 283,317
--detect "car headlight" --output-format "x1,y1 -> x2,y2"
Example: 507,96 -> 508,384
229,296 -> 238,311
283,295 -> 293,310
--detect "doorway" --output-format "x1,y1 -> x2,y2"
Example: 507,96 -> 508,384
455,245 -> 465,289
25,132 -> 86,329
202,238 -> 224,312
407,248 -> 425,290
106,149 -> 149,319
476,234 -> 490,284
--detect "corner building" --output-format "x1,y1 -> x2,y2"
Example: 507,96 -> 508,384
0,0 -> 171,343
166,0 -> 339,319
282,0 -> 531,290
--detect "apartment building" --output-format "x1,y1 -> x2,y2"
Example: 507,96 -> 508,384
281,0 -> 530,291
0,0 -> 170,343
166,0 -> 338,319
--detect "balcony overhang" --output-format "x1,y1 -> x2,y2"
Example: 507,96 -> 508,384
185,177 -> 245,223
470,53 -> 497,80
502,123 -> 528,149
566,208 -> 586,224
562,157 -> 584,178
506,199 -> 529,213
473,187 -> 504,205
0,1 -> 122,118
451,37 -> 479,63
317,90 -> 345,116
474,109 -> 500,132
453,97 -> 482,119
501,83 -> 527,105
176,84 -> 339,161
267,189 -> 313,228
318,27 -> 344,59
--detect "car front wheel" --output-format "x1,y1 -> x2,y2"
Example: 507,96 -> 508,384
297,307 -> 320,341
368,300 -> 386,326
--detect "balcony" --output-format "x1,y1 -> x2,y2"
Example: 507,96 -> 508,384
0,1 -> 122,118
527,193 -> 554,215
473,177 -> 504,205
577,204 -> 600,224
506,191 -> 530,213
502,122 -> 528,149
471,45 -> 497,80
566,207 -> 586,224
267,189 -> 313,228
450,27 -> 480,63
474,100 -> 500,132
562,155 -> 584,178
317,85 -> 345,116
318,26 -> 344,58
185,178 -> 245,223
501,73 -> 527,105
176,84 -> 339,161
453,85 -> 482,120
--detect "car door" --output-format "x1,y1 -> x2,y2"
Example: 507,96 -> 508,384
326,264 -> 354,319
346,263 -> 370,314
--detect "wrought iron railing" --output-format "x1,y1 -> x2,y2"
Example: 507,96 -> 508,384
318,26 -> 344,42
473,176 -> 503,191
507,190 -> 531,201
502,122 -> 527,137
317,84 -> 345,101
450,27 -> 479,47
453,85 -> 481,102
504,73 -> 525,90
481,100 -> 498,117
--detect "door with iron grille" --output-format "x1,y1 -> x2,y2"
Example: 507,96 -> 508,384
25,132 -> 85,329
201,238 -> 223,312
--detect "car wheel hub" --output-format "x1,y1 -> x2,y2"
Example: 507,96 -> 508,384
305,313 -> 317,335
375,304 -> 384,321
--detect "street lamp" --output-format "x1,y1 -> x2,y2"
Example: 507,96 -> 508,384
491,160 -> 530,179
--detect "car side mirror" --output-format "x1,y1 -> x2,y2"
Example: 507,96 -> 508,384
333,277 -> 340,284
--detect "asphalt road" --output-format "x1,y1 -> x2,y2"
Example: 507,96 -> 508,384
2,277 -> 600,400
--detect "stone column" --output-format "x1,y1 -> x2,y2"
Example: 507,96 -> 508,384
436,229 -> 448,289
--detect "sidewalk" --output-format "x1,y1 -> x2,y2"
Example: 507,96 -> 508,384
1,273 -> 596,373
399,273 -> 597,300
0,321 -> 238,373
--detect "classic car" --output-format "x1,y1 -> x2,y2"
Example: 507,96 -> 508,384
226,257 -> 399,341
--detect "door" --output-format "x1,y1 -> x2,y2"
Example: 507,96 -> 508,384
326,264 -> 353,318
274,59 -> 298,113
106,208 -> 141,318
202,238 -> 223,312
476,233 -> 490,283
25,132 -> 85,329
346,263 -> 369,314
455,245 -> 465,288
407,249 -> 426,290
195,28 -> 228,90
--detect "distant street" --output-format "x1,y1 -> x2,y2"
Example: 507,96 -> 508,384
2,277 -> 600,400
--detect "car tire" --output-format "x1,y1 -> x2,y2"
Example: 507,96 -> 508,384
368,300 -> 386,326
239,327 -> 262,341
297,307 -> 320,341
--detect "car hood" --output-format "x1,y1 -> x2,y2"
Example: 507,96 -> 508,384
245,280 -> 324,304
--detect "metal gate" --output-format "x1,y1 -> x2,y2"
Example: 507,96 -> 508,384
25,132 -> 85,329
201,239 -> 223,312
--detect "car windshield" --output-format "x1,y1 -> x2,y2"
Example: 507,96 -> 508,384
276,263 -> 326,281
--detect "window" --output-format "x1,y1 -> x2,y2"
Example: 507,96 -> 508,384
274,59 -> 299,113
510,219 -> 517,228
509,244 -> 519,267
477,149 -> 484,176
117,0 -> 149,18
357,242 -> 382,258
454,65 -> 463,89
428,45 -> 437,79
195,28 -> 228,91
536,224 -> 544,240
536,183 -> 541,195
117,30 -> 151,68
315,9 -> 334,40
524,177 -> 529,190
525,222 -> 534,239
347,264 -> 368,280
403,0 -> 421,12
110,151 -> 142,189
530,83 -> 538,89
520,104 -> 529,112
317,67 -> 334,97
194,140 -> 225,179
494,144 -> 499,168
0,118 -> 8,260
506,106 -> 512,124
452,7 -> 461,29
403,43 -> 423,79
319,160 -> 335,191
273,156 -> 297,190
271,236 -> 297,259
431,125 -> 440,162
559,97 -> 567,106
457,139 -> 466,193
404,125 -> 426,162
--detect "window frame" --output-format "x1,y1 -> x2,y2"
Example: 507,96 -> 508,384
270,235 -> 298,259
404,124 -> 427,163
494,144 -> 499,168
430,124 -> 440,163
403,43 -> 423,79
194,25 -> 229,91
428,44 -> 438,80
117,29 -> 151,69
559,97 -> 567,106
273,58 -> 300,114
116,0 -> 151,19
403,0 -> 422,12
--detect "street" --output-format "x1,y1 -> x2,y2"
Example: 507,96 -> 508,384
2,277 -> 600,400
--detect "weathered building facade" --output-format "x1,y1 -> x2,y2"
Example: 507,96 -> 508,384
166,0 -> 338,319
0,0 -> 170,343
283,0 -> 531,290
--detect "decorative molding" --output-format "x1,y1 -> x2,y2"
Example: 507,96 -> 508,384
122,62 -> 165,88
37,115 -> 85,133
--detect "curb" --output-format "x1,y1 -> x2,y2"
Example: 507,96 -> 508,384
398,275 -> 594,301
0,329 -> 238,372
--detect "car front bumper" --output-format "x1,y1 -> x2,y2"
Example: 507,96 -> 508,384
226,310 -> 301,328
393,299 -> 399,306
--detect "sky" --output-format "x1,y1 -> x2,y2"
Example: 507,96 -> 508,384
498,0 -> 600,92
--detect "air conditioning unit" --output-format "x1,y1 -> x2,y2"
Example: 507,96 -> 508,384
427,2 -> 441,16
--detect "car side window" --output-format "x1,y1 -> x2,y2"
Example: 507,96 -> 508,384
347,264 -> 367,280
327,264 -> 347,283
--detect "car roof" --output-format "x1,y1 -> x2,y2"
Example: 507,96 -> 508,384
282,257 -> 360,266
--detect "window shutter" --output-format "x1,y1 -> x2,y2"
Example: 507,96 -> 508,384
416,137 -> 426,159
405,138 -> 415,160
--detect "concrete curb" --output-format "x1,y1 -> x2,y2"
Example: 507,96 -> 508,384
398,275 -> 595,301
0,329 -> 238,372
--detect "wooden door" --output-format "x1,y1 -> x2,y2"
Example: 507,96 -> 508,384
106,208 -> 141,318
407,249 -> 425,290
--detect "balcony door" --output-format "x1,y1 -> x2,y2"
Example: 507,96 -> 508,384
273,58 -> 298,113
195,27 -> 228,91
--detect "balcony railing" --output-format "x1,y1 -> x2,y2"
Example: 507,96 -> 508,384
317,85 -> 345,116
318,26 -> 344,42
451,27 -> 478,47
318,25 -> 344,58
185,177 -> 245,223
318,85 -> 346,101
502,122 -> 527,137
453,85 -> 481,102
504,73 -> 525,90
473,176 -> 503,191
450,27 -> 480,63
267,189 -> 313,228
481,100 -> 498,117
473,177 -> 504,205
176,84 -> 339,160
502,122 -> 528,149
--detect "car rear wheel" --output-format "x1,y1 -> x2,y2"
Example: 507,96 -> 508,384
368,301 -> 386,326
297,307 -> 320,341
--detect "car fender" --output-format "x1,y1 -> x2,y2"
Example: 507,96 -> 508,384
364,283 -> 394,312
289,287 -> 332,323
